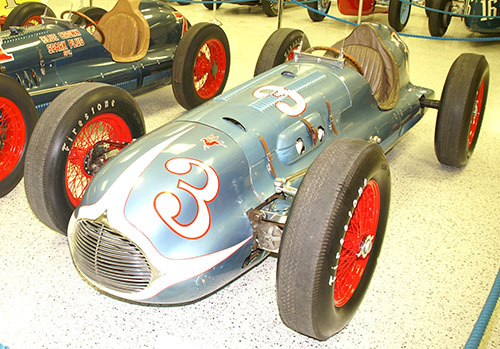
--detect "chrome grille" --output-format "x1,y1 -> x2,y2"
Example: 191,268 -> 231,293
72,219 -> 152,293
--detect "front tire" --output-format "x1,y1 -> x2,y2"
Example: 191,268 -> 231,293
277,138 -> 390,340
0,73 -> 37,198
172,23 -> 230,110
24,83 -> 145,233
307,0 -> 331,22
435,54 -> 489,167
3,2 -> 55,29
254,28 -> 310,76
388,0 -> 411,32
428,0 -> 452,37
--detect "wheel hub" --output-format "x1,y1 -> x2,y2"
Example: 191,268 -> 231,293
83,140 -> 127,176
356,234 -> 374,259
211,60 -> 219,80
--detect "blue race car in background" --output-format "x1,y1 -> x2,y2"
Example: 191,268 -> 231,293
24,23 -> 488,340
428,0 -> 500,36
0,0 -> 230,198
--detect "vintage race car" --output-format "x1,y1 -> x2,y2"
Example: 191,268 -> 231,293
428,0 -> 500,36
0,0 -> 230,197
24,23 -> 489,340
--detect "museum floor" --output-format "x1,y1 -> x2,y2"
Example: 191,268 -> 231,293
0,0 -> 499,348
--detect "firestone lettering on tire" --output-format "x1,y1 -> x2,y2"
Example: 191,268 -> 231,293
61,99 -> 116,152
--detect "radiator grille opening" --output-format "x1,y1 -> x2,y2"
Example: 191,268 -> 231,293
72,219 -> 152,293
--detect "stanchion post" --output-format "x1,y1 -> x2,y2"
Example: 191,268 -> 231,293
278,0 -> 284,29
357,0 -> 364,24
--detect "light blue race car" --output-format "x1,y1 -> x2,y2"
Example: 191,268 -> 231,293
24,23 -> 489,340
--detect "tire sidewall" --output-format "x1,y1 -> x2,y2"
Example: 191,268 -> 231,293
315,150 -> 390,338
45,88 -> 144,230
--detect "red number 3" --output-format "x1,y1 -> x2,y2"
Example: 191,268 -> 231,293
154,157 -> 220,240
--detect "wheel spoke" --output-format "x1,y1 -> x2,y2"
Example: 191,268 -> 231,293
334,179 -> 380,307
193,39 -> 226,99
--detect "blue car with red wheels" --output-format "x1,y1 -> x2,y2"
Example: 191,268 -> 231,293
24,23 -> 488,340
0,0 -> 230,198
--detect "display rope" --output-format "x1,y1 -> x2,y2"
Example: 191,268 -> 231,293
398,0 -> 500,18
169,0 -> 500,41
464,267 -> 500,348
288,0 -> 500,41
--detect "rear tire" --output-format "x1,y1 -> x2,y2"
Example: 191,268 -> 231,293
254,28 -> 310,76
277,138 -> 390,340
435,54 -> 489,167
172,23 -> 230,110
388,0 -> 411,32
24,83 -> 145,233
3,2 -> 55,29
428,0 -> 452,37
0,73 -> 37,197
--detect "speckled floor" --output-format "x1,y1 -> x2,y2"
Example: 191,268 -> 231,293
1,1 -> 499,348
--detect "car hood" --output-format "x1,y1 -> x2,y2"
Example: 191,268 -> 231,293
72,120 -> 259,259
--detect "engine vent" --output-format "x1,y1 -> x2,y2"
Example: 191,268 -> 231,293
72,219 -> 152,294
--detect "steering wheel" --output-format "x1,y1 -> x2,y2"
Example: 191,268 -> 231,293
304,46 -> 364,76
60,10 -> 105,44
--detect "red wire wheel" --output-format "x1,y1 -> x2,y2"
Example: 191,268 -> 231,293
0,97 -> 25,182
65,113 -> 132,207
193,38 -> 227,100
334,179 -> 380,307
173,23 -> 230,110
